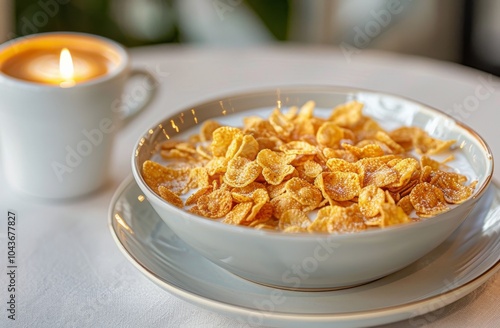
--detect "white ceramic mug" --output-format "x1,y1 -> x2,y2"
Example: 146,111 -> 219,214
0,32 -> 156,199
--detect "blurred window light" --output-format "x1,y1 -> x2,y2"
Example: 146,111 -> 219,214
110,0 -> 176,42
175,0 -> 273,45
471,0 -> 500,66
289,0 -> 462,62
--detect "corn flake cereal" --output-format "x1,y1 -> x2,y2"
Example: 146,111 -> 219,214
223,157 -> 262,188
142,100 -> 476,233
359,185 -> 385,217
211,127 -> 243,157
143,160 -> 191,195
280,141 -> 317,155
285,177 -> 322,207
185,185 -> 212,206
317,122 -> 344,148
200,120 -> 221,142
316,172 -> 361,202
270,195 -> 303,220
223,202 -> 253,225
195,189 -> 233,218
409,182 -> 449,217
279,209 -> 311,230
380,203 -> 411,227
158,185 -> 183,208
301,160 -> 323,179
430,171 -> 475,204
256,149 -> 296,185
309,205 -> 367,233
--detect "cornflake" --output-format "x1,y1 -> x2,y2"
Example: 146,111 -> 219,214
142,100 -> 476,233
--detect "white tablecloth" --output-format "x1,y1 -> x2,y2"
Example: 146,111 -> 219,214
1,44 -> 499,328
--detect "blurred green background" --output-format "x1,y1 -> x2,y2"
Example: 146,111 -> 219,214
6,0 -> 500,76
13,0 -> 290,46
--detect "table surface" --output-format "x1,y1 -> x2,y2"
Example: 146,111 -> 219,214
1,44 -> 499,328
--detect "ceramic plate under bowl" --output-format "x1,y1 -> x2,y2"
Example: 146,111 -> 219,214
109,177 -> 500,328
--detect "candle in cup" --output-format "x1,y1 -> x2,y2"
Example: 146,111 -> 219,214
59,48 -> 75,87
0,32 -> 146,199
0,34 -> 120,87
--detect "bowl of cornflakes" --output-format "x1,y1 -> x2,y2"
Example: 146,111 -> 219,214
131,86 -> 493,290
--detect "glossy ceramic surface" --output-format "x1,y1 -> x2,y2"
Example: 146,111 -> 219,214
110,177 -> 500,328
131,87 -> 494,289
0,32 -> 159,199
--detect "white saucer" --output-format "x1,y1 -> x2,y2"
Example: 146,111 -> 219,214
109,177 -> 500,328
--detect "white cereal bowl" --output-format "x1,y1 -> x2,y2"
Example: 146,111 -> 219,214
131,86 -> 493,290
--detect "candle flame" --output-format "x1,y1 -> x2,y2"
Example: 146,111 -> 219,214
59,48 -> 74,87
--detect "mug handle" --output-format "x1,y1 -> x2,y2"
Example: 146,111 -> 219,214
119,68 -> 158,126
